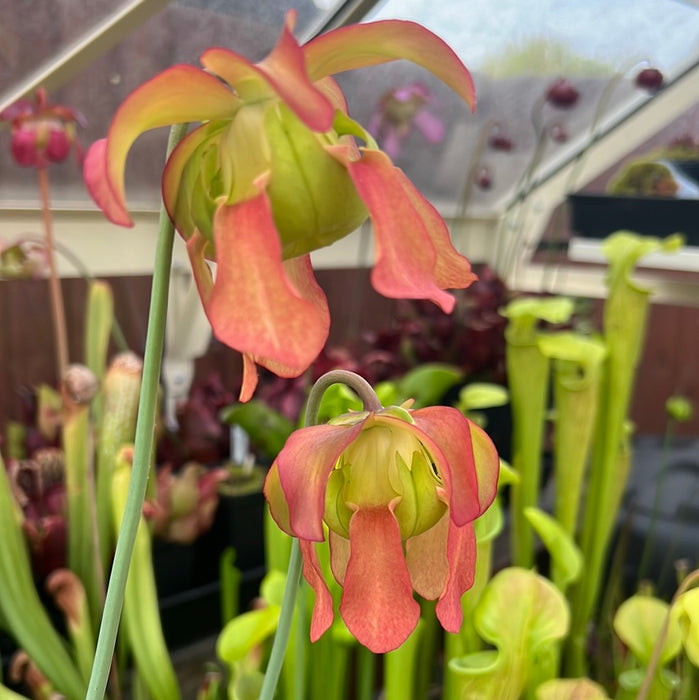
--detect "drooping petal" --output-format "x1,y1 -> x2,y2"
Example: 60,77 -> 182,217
207,189 -> 330,382
84,64 -> 240,226
304,20 -> 475,111
275,422 -> 364,541
412,407 -> 498,526
405,512 -> 450,600
201,11 -> 334,133
299,539 -> 335,641
240,354 -> 259,404
331,146 -> 472,312
340,506 -> 421,653
435,521 -> 477,632
398,164 -> 477,291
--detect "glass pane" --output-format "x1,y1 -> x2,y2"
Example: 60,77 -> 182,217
0,0 -> 345,206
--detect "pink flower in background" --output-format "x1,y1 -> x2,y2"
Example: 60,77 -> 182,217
369,81 -> 445,159
0,88 -> 84,168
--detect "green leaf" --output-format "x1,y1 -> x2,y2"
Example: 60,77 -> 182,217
395,363 -> 463,408
613,595 -> 682,666
457,383 -> 509,412
525,507 -> 583,591
446,568 -> 569,700
220,399 -> 295,459
216,606 -> 281,665
671,587 -> 699,667
260,570 -> 288,608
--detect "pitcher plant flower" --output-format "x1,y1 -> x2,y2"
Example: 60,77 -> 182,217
264,401 -> 499,652
0,87 -> 85,168
83,10 -> 477,401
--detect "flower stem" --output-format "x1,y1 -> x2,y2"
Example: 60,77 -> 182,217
84,122 -> 188,700
259,369 -> 382,700
37,166 -> 69,378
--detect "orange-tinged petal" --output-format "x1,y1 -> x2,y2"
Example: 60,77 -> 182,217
405,512 -> 449,600
240,355 -> 259,403
304,19 -> 475,111
207,191 -> 330,382
413,407 -> 498,526
332,146 -> 469,312
275,422 -> 364,541
398,162 -> 478,292
201,11 -> 334,133
84,139 -> 129,225
340,506 -> 420,653
435,521 -> 477,632
88,64 -> 239,226
299,539 -> 335,642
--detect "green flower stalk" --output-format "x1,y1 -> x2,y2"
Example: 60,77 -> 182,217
568,231 -> 684,676
501,296 -> 574,567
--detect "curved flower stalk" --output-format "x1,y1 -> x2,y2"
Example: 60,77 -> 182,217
84,10 -> 477,401
264,370 -> 499,653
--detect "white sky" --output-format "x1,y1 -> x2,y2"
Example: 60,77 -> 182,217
368,0 -> 699,75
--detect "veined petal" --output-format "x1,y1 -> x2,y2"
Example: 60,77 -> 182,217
304,20 -> 475,111
405,512 -> 449,600
207,191 -> 330,385
276,422 -> 364,541
340,506 -> 420,653
412,407 -> 498,526
299,539 -> 335,642
332,146 -> 470,312
86,64 -> 239,226
435,521 -> 477,632
201,11 -> 334,133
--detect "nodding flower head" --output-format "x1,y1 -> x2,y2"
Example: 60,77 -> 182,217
83,11 -> 478,401
264,400 -> 499,652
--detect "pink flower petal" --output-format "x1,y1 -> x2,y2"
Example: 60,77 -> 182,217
276,423 -> 364,542
304,20 -> 475,112
208,191 -> 330,381
435,521 -> 477,632
405,512 -> 449,600
85,65 -> 239,227
413,109 -> 445,144
340,506 -> 420,653
201,11 -> 333,133
331,146 -> 473,312
412,407 -> 498,526
299,539 -> 335,642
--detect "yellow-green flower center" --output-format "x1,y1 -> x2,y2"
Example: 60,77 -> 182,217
324,413 -> 447,540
